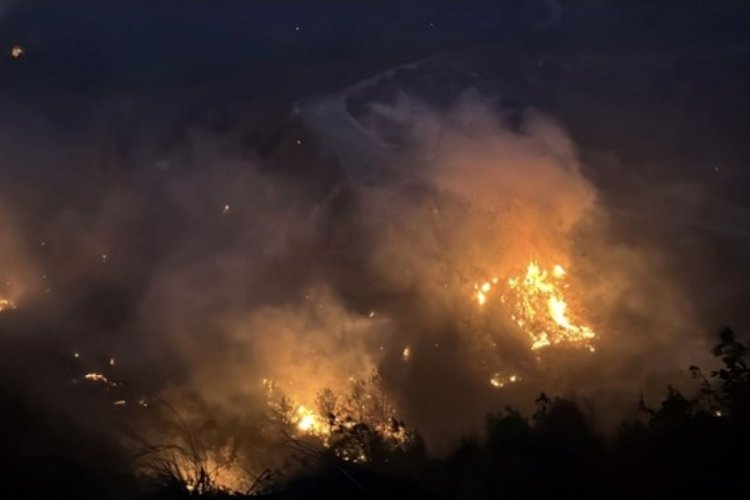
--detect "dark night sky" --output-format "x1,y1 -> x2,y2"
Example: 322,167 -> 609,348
3,1 -> 749,93
3,1 -> 749,182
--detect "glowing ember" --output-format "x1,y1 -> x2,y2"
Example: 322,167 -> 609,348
552,264 -> 566,278
476,261 -> 596,351
84,372 -> 109,383
402,345 -> 411,361
10,45 -> 24,59
0,298 -> 15,312
83,372 -> 118,387
490,372 -> 521,388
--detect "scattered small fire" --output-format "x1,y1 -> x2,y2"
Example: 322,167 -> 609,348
475,261 -> 596,351
84,372 -> 108,383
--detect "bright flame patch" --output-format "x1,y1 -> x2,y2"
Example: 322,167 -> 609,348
476,261 -> 596,351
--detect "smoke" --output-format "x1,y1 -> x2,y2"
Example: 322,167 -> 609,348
141,88 -> 700,454
288,88 -> 703,446
0,61 -> 717,483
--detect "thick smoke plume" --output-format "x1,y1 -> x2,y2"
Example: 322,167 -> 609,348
1,73 -> 708,478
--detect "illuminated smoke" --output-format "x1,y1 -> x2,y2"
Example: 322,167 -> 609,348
0,55 -> 708,491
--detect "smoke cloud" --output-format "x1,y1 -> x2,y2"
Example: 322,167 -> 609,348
0,55 -> 727,485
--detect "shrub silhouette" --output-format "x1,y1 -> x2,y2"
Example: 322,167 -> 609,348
5,328 -> 750,499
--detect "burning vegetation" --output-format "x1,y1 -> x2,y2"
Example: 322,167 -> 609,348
474,261 -> 596,352
265,374 -> 411,463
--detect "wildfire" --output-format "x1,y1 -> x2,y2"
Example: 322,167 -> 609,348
137,441 -> 251,495
294,405 -> 329,436
476,261 -> 596,351
264,374 -> 410,462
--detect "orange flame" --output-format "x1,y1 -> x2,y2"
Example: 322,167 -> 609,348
476,261 -> 596,351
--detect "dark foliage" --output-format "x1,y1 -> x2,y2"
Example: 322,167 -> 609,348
266,328 -> 750,499
4,328 -> 749,499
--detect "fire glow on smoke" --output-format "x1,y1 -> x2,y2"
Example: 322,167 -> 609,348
0,77 -> 621,494
41,257 -> 600,492
253,260 -> 597,457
